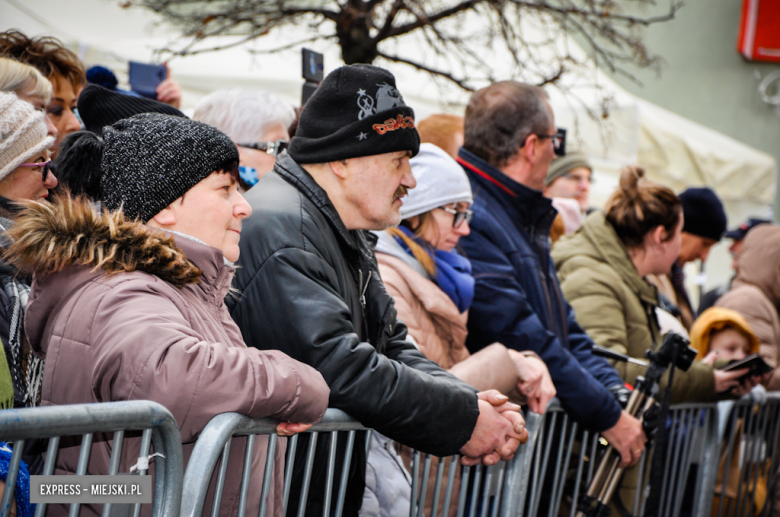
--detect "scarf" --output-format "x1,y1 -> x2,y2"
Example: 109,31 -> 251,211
0,215 -> 43,408
395,226 -> 475,312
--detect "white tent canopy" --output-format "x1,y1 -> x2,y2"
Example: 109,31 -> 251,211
2,0 -> 776,291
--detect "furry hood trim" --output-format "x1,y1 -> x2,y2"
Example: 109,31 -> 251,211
3,193 -> 201,287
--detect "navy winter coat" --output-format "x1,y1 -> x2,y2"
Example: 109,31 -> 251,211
457,148 -> 622,432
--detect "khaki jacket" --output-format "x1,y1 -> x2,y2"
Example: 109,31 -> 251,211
552,211 -> 716,403
716,225 -> 780,391
9,197 -> 330,517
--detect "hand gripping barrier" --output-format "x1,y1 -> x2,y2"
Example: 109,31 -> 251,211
0,400 -> 182,517
182,408 -> 541,517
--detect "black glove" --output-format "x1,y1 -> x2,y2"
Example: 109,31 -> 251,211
607,383 -> 631,408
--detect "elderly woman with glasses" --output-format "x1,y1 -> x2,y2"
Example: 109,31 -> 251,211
374,143 -> 555,405
366,143 -> 555,517
0,92 -> 58,410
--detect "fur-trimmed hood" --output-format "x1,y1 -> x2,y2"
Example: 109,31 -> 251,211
4,194 -> 201,285
5,194 -> 237,356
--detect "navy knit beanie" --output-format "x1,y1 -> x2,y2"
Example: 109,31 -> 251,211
101,113 -> 238,223
679,187 -> 727,241
288,64 -> 420,163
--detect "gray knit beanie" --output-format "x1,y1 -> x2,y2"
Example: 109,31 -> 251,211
0,92 -> 55,181
545,150 -> 592,187
101,113 -> 239,222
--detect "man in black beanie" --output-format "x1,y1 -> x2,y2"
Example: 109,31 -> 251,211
648,186 -> 727,329
229,64 -> 527,517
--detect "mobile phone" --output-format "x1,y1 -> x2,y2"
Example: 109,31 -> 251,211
128,61 -> 167,100
720,353 -> 773,381
302,48 -> 324,83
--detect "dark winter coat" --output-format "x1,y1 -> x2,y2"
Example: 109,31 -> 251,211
229,152 -> 480,517
456,148 -> 622,432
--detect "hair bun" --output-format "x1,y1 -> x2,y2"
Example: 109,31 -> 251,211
618,165 -> 645,197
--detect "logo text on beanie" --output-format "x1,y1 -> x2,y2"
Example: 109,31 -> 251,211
373,115 -> 415,135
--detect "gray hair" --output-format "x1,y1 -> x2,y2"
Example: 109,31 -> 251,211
0,57 -> 52,105
193,88 -> 296,143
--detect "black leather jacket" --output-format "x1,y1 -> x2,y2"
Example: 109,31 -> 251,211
229,153 -> 479,517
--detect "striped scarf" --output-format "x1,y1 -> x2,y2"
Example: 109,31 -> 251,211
0,216 -> 43,408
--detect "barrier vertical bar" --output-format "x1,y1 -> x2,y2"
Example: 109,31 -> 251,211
211,438 -> 233,517
236,434 -> 257,517
0,440 -> 23,517
283,434 -> 298,512
417,454 -> 433,517
34,436 -> 60,517
410,451 -> 421,517
430,456 -> 445,517
551,420 -> 577,517
441,456 -> 458,517
102,430 -> 126,517
258,435 -> 278,517
296,433 -> 319,517
321,432 -> 338,517
570,429 -> 589,517
717,405 -> 741,517
69,433 -> 94,517
334,431 -> 355,517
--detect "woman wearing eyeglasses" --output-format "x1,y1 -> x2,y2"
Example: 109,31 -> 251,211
375,143 -> 555,403
366,143 -> 555,517
0,92 -> 57,410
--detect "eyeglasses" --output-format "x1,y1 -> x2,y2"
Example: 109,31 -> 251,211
19,160 -> 52,182
439,206 -> 474,228
237,140 -> 289,157
561,171 -> 593,184
522,128 -> 567,157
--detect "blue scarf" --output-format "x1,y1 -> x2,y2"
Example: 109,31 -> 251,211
394,226 -> 475,313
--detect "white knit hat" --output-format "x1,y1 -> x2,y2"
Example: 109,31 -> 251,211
0,92 -> 55,181
400,143 -> 473,220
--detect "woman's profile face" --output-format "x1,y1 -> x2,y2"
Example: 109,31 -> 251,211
651,215 -> 683,275
419,201 -> 471,252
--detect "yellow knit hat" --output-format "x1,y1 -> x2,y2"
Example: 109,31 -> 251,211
690,307 -> 760,360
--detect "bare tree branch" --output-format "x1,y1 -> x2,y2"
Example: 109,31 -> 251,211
131,0 -> 683,117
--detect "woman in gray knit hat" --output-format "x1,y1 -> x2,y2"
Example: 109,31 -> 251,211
0,91 -> 57,411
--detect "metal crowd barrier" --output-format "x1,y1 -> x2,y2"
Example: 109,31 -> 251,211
3,394 -> 780,517
182,408 -> 539,517
519,394 -> 780,517
0,400 -> 182,517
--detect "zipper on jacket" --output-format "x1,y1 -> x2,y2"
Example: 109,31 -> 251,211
359,270 -> 372,310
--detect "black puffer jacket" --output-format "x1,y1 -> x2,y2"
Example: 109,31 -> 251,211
229,153 -> 480,517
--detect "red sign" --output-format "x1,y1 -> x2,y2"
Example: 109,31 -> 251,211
738,0 -> 780,63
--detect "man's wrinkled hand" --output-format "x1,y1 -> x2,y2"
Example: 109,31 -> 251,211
460,391 -> 528,466
601,410 -> 646,468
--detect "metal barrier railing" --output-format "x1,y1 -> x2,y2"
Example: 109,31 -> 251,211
3,394 -> 778,517
183,408 -> 540,517
0,400 -> 182,517
711,393 -> 780,517
181,408 -> 368,517
519,394 -> 780,517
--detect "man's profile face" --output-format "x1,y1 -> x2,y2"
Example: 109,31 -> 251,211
342,150 -> 416,230
529,102 -> 557,190
678,232 -> 718,264
544,166 -> 592,211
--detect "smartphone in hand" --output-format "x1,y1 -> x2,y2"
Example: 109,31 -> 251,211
129,61 -> 167,100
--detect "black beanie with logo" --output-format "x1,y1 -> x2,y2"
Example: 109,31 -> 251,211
288,64 -> 420,164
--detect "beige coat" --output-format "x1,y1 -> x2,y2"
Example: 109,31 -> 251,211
9,197 -> 330,517
716,225 -> 780,391
375,247 -> 519,394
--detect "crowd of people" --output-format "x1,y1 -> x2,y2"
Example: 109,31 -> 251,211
0,28 -> 777,517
